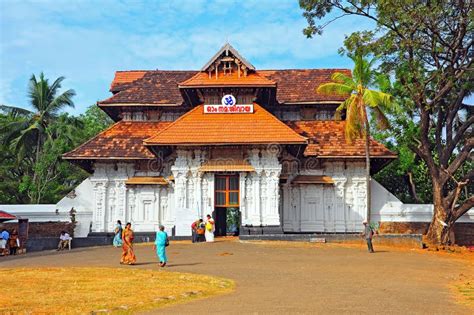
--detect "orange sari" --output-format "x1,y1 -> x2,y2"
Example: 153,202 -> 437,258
120,227 -> 136,265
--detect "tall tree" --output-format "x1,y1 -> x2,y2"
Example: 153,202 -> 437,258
317,54 -> 395,221
300,0 -> 473,245
0,73 -> 75,203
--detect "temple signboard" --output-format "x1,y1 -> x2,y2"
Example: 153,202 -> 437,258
203,94 -> 254,114
204,104 -> 254,114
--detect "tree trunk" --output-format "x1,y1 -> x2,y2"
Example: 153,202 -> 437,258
426,181 -> 449,245
364,112 -> 371,222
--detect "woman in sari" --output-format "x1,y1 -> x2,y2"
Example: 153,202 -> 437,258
205,214 -> 215,242
154,225 -> 169,267
113,220 -> 123,247
120,222 -> 136,265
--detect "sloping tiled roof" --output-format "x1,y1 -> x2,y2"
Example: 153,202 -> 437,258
286,121 -> 396,158
110,71 -> 147,91
103,69 -> 350,105
259,69 -> 351,103
0,210 -> 16,220
63,121 -> 171,159
101,71 -> 196,105
179,71 -> 275,87
144,104 -> 307,146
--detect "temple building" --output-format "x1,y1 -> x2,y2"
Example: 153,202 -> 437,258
63,43 -> 398,237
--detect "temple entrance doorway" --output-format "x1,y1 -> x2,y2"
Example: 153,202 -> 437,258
214,174 -> 240,236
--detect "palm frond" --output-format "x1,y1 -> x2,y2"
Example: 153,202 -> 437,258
46,89 -> 75,115
317,83 -> 353,95
0,105 -> 33,118
363,89 -> 394,108
330,72 -> 355,88
344,97 -> 362,143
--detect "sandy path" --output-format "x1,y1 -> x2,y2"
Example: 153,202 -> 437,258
1,240 -> 471,314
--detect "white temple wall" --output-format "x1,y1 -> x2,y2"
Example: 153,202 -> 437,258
282,161 -> 367,233
90,162 -> 174,234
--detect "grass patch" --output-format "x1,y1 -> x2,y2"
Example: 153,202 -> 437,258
455,280 -> 474,307
0,267 -> 234,314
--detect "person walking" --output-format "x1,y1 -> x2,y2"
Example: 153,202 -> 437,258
113,220 -> 123,247
191,219 -> 203,243
120,223 -> 136,265
205,214 -> 215,243
154,225 -> 169,267
8,229 -> 19,255
362,220 -> 376,253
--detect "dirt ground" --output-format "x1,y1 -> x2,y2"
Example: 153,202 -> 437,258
1,240 -> 473,314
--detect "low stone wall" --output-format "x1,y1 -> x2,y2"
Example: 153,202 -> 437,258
454,223 -> 474,246
240,233 -> 424,248
0,222 -> 75,238
380,222 -> 473,245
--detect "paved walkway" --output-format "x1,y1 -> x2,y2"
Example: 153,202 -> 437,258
1,240 -> 472,314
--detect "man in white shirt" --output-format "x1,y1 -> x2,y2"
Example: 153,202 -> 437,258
57,231 -> 72,251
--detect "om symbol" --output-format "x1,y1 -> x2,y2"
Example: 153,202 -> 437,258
221,94 -> 236,106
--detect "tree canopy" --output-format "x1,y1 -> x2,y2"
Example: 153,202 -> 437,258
300,0 -> 473,244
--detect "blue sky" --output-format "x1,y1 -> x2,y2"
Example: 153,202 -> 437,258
0,0 -> 382,114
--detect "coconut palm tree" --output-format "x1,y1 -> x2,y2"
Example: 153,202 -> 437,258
317,54 -> 395,222
0,72 -> 75,202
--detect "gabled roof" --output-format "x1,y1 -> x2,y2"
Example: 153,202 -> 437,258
144,104 -> 307,146
179,71 -> 275,88
286,120 -> 397,158
110,71 -> 147,92
102,69 -> 350,106
201,43 -> 255,72
101,71 -> 196,105
63,121 -> 171,160
260,69 -> 351,104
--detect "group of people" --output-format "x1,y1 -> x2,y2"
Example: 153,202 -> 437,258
0,228 -> 19,256
113,220 -> 169,267
111,214 -> 216,267
191,215 -> 215,243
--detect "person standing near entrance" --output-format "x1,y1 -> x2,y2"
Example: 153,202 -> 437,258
191,219 -> 203,243
154,225 -> 169,267
362,220 -> 375,253
205,214 -> 215,242
120,223 -> 136,265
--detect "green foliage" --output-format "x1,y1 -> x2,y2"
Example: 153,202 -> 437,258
301,1 -> 474,233
0,73 -> 112,203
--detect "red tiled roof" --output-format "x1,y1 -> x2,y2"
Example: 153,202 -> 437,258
259,69 -> 351,103
179,71 -> 275,87
0,211 -> 16,220
110,71 -> 147,91
144,104 -> 307,146
63,121 -> 171,159
103,69 -> 350,105
101,71 -> 196,105
286,121 -> 396,158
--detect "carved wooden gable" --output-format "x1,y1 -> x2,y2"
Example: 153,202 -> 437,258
201,43 -> 256,79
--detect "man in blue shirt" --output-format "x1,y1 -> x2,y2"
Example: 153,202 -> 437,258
1,229 -> 10,256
